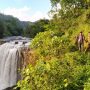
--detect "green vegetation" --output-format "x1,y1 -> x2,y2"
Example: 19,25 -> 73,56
24,19 -> 49,38
0,13 -> 48,38
0,14 -> 25,38
16,0 -> 90,90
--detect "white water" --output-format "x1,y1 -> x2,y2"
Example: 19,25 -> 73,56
0,42 -> 30,90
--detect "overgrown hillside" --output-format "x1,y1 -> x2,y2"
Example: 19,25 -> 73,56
16,0 -> 90,90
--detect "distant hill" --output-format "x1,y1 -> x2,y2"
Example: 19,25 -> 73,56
0,13 -> 49,39
0,13 -> 32,28
0,13 -> 33,38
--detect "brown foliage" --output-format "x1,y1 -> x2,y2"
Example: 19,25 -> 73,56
23,49 -> 39,66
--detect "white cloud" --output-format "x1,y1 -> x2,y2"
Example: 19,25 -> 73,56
0,6 -> 50,22
30,11 -> 50,22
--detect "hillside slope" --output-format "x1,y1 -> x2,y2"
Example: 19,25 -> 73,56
16,2 -> 90,90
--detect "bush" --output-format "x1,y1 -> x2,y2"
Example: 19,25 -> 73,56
16,50 -> 90,90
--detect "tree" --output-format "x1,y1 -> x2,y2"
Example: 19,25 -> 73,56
50,0 -> 90,10
25,19 -> 49,38
0,21 -> 5,38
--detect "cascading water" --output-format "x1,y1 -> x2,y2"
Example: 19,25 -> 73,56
0,41 -> 30,90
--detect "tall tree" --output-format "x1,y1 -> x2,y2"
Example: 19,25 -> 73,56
50,0 -> 90,10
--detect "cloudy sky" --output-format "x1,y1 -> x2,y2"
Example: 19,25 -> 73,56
0,0 -> 51,22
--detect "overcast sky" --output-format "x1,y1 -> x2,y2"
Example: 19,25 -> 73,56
0,0 -> 51,22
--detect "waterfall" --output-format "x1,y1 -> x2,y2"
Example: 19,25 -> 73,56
0,42 -> 29,90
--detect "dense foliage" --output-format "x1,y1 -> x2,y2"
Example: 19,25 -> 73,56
24,19 -> 49,38
0,14 -> 25,38
0,13 -> 48,38
16,0 -> 90,90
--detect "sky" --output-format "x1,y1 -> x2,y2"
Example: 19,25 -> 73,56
0,0 -> 51,22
